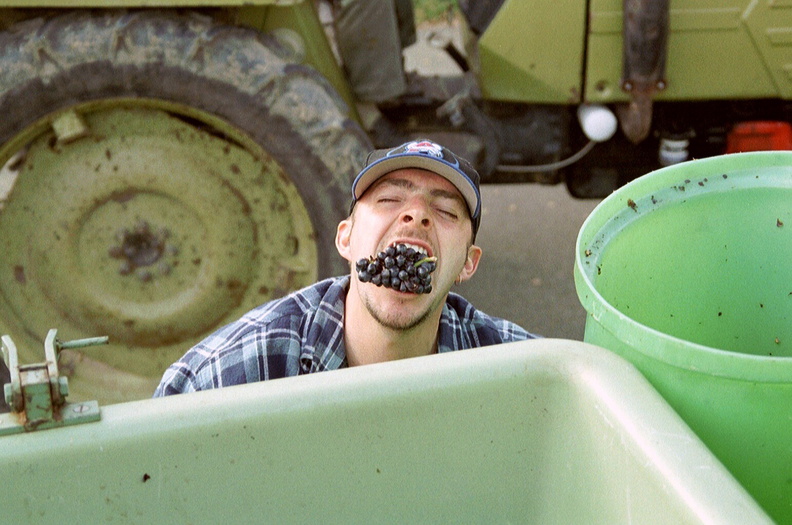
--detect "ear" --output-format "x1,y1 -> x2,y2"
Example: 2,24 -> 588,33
456,244 -> 482,284
335,217 -> 353,262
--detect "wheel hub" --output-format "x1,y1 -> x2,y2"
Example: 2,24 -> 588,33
109,220 -> 175,280
0,103 -> 319,403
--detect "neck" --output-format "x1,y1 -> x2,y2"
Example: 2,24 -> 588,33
343,281 -> 442,367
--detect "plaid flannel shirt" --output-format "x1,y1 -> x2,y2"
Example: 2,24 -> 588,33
154,276 -> 536,396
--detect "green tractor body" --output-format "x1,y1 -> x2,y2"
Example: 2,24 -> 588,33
0,0 -> 788,407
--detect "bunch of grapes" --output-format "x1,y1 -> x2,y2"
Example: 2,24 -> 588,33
356,243 -> 437,294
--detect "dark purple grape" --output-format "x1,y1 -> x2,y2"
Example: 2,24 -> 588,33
356,243 -> 437,294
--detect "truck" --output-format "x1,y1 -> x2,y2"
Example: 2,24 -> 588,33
0,0 -> 790,406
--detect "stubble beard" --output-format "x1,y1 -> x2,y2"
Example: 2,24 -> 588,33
361,289 -> 439,331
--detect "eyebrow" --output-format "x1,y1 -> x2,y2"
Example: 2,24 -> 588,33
378,177 -> 466,206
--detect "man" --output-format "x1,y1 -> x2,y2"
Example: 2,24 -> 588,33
154,140 -> 536,396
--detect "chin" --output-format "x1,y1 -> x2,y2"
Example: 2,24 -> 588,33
364,288 -> 439,331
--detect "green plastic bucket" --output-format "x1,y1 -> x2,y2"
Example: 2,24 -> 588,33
575,151 -> 792,523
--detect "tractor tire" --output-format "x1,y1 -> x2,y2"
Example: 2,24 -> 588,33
0,10 -> 370,408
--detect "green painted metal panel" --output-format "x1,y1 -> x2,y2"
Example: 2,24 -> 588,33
477,0 -> 587,103
742,0 -> 792,99
0,340 -> 770,523
586,0 -> 791,102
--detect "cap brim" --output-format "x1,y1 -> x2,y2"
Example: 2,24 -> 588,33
352,154 -> 481,219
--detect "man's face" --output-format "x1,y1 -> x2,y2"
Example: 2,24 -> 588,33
336,168 -> 482,330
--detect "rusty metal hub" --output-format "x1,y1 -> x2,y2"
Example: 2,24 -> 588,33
109,220 -> 176,281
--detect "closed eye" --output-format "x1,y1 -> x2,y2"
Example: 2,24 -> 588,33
377,196 -> 401,204
436,208 -> 459,219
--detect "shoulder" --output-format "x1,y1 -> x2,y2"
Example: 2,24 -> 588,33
204,276 -> 347,351
441,292 -> 538,348
154,277 -> 349,395
241,276 -> 346,327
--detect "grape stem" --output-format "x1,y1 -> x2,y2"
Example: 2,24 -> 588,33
414,256 -> 437,268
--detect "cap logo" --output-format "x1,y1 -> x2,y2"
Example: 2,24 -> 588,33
401,140 -> 444,158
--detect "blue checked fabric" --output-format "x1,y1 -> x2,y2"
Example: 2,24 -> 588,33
154,276 -> 537,396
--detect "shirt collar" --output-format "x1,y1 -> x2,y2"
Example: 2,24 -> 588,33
437,299 -> 467,353
301,276 -> 350,373
309,277 -> 466,366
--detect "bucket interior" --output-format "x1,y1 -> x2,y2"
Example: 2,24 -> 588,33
580,160 -> 792,358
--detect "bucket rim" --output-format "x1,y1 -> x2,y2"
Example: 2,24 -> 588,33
575,151 -> 792,383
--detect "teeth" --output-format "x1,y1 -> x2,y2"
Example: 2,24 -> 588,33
400,242 -> 428,256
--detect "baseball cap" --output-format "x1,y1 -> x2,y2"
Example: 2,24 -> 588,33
350,140 -> 482,235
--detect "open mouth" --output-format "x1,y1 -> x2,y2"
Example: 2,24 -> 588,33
393,241 -> 431,258
356,242 -> 437,294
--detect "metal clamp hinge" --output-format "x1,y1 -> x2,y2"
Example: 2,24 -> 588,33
1,329 -> 108,436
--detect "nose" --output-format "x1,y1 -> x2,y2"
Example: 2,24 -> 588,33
399,198 -> 431,228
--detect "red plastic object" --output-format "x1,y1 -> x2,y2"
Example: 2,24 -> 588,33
726,121 -> 792,153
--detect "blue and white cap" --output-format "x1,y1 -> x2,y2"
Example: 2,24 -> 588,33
351,140 -> 482,235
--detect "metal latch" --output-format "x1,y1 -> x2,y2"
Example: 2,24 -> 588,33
619,0 -> 670,144
1,329 -> 108,436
